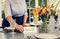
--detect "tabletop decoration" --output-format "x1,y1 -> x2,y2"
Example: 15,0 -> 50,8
31,0 -> 60,32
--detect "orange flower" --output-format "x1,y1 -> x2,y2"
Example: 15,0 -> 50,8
46,5 -> 51,9
36,7 -> 41,13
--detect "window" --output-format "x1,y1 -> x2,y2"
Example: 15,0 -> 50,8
26,0 -> 47,22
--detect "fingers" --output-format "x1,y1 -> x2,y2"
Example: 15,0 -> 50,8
14,25 -> 24,32
18,25 -> 24,32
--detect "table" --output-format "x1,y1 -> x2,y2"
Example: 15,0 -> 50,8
0,21 -> 60,39
0,29 -> 60,39
0,32 -> 25,39
0,32 -> 60,39
0,31 -> 35,39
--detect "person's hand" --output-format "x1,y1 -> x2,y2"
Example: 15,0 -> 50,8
14,25 -> 24,32
19,25 -> 24,32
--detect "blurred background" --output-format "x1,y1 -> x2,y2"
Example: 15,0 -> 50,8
0,0 -> 60,39
0,0 -> 60,26
0,0 -> 60,33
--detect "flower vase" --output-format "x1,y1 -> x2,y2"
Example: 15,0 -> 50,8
42,20 -> 47,33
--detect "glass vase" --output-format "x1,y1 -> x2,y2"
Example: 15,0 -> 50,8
42,20 -> 47,33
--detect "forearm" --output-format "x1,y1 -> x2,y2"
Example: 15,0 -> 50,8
6,16 -> 18,27
6,16 -> 24,32
23,15 -> 28,26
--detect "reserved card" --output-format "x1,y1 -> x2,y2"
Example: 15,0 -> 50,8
23,26 -> 37,33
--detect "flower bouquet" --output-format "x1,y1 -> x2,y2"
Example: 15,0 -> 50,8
32,5 -> 52,29
31,0 -> 60,32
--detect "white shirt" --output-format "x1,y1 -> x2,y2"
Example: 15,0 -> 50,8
4,0 -> 28,18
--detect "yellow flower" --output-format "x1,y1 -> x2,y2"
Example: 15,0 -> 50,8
32,9 -> 38,17
33,12 -> 38,17
42,8 -> 46,14
32,9 -> 35,13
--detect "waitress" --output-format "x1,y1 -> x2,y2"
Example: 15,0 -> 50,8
2,0 -> 28,33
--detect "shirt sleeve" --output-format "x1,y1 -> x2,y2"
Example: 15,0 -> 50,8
4,0 -> 12,18
24,11 -> 28,16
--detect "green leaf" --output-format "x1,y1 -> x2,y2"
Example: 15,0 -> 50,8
51,9 -> 56,16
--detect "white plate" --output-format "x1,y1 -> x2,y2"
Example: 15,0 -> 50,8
35,33 -> 58,39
